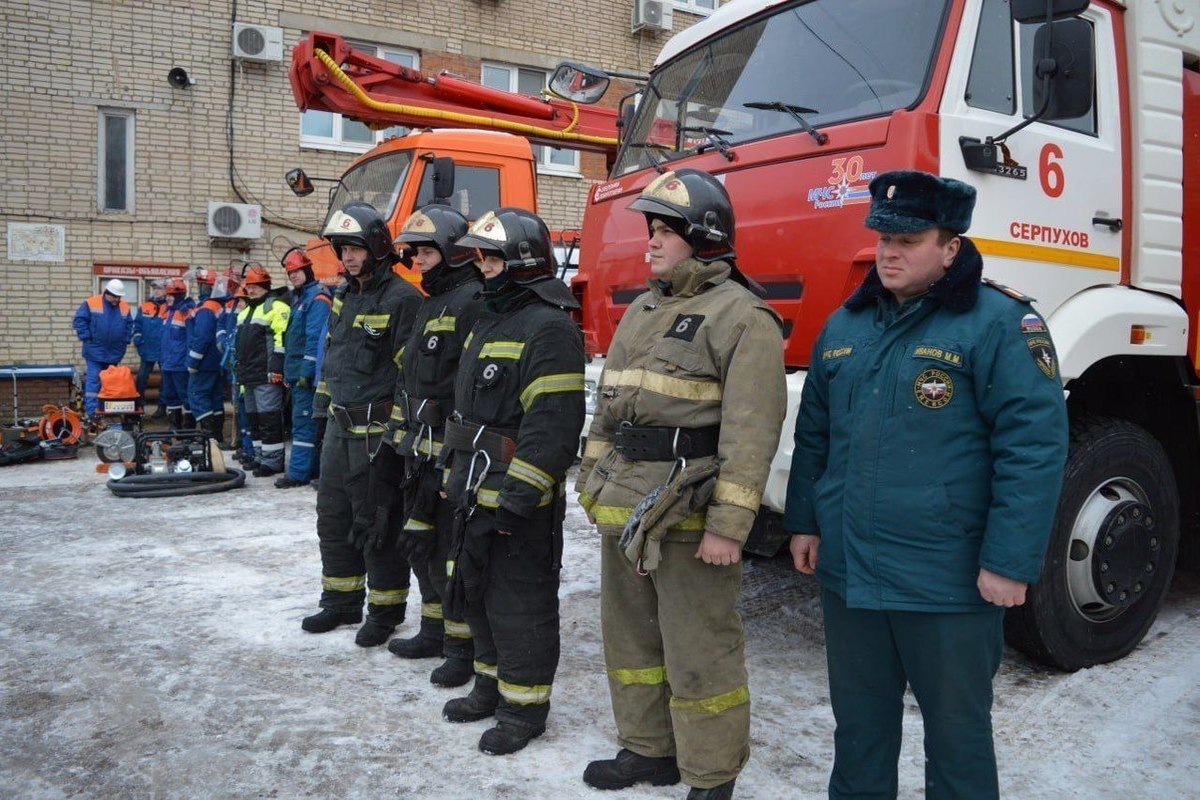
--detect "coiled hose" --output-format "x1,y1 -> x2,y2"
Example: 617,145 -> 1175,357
107,469 -> 246,498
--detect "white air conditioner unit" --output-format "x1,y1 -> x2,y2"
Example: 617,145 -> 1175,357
632,0 -> 673,33
232,23 -> 283,62
207,202 -> 262,239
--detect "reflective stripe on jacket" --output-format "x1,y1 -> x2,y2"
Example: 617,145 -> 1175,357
160,298 -> 195,372
235,292 -> 290,386
283,280 -> 332,382
73,295 -> 134,364
187,299 -> 225,372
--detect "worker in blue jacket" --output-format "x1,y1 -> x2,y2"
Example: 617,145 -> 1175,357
159,278 -> 195,429
276,245 -> 331,488
133,279 -> 168,417
187,274 -> 228,446
73,278 -> 135,417
784,171 -> 1068,800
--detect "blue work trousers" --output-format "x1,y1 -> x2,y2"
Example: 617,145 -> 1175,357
136,360 -> 158,403
159,370 -> 190,413
188,370 -> 224,421
287,385 -> 318,481
84,359 -> 118,416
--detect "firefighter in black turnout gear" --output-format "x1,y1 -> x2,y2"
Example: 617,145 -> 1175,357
440,208 -> 585,755
301,201 -> 422,647
387,205 -> 485,689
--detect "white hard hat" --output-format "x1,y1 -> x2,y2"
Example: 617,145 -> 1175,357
103,278 -> 126,297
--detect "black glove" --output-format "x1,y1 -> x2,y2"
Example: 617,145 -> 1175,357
396,524 -> 436,563
348,443 -> 407,551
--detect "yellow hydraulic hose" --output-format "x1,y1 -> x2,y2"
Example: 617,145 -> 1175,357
314,49 -> 618,148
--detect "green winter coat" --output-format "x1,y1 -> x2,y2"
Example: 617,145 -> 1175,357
784,238 -> 1068,612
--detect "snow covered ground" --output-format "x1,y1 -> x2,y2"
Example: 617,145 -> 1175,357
2,454 -> 1198,799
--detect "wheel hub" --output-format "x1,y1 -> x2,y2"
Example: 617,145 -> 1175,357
1090,500 -> 1158,609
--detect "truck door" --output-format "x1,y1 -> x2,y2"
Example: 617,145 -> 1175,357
938,0 -> 1123,318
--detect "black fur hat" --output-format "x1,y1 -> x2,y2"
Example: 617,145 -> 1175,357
864,170 -> 976,234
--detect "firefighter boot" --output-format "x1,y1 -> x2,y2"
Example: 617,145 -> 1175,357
168,409 -> 183,431
354,617 -> 396,647
430,657 -> 474,688
182,411 -> 196,430
301,608 -> 362,633
479,720 -> 546,756
687,780 -> 736,800
583,749 -> 682,790
388,616 -> 443,659
443,676 -> 499,723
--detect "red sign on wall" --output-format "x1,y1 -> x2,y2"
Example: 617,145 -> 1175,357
92,262 -> 189,278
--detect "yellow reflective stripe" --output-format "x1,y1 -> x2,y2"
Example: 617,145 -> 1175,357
332,297 -> 344,314
499,679 -> 552,705
353,313 -> 392,329
315,380 -> 330,397
464,331 -> 474,351
605,368 -> 722,403
475,487 -> 555,509
390,406 -> 407,423
445,619 -> 472,638
368,587 -> 409,606
322,574 -> 366,592
591,504 -> 706,531
713,479 -> 761,512
509,457 -> 556,492
974,236 -> 1120,272
416,438 -> 443,457
608,665 -> 667,686
405,518 -> 435,531
479,341 -> 526,360
424,317 -> 457,333
393,345 -> 406,368
578,489 -> 596,511
669,684 -> 750,715
446,559 -> 455,577
583,437 -> 612,461
520,372 -> 585,410
421,602 -> 444,620
474,660 -> 498,679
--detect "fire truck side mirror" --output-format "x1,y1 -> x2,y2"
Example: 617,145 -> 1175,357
549,62 -> 610,105
1010,0 -> 1088,24
285,168 -> 315,197
432,157 -> 456,204
1031,19 -> 1095,122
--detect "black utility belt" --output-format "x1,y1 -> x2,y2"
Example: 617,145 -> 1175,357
330,399 -> 393,430
402,395 -> 449,427
613,423 -> 720,461
443,418 -> 518,464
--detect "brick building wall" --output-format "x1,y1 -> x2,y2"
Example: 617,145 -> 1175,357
1,0 -> 717,365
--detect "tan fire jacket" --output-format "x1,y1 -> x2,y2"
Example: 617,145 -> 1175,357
577,258 -> 787,543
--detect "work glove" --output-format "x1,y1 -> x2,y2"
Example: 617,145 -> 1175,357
396,523 -> 436,563
294,376 -> 311,390
347,442 -> 406,551
268,371 -> 284,384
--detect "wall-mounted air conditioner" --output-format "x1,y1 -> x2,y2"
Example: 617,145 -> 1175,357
207,202 -> 262,239
632,0 -> 673,33
232,23 -> 284,62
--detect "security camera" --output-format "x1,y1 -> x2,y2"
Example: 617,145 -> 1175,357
168,67 -> 195,89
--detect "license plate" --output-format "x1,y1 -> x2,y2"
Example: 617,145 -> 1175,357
104,400 -> 136,413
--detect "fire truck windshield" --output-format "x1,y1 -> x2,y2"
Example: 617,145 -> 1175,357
613,0 -> 950,176
322,150 -> 413,229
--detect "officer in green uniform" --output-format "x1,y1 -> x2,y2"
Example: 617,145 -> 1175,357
785,170 -> 1069,800
387,205 -> 484,689
439,207 -> 585,756
579,169 -> 787,800
300,201 -> 422,647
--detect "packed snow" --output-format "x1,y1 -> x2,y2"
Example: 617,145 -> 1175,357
2,454 -> 1198,798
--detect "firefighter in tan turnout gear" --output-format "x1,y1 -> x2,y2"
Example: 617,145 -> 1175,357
300,201 -> 422,647
439,207 -> 585,756
578,169 -> 787,800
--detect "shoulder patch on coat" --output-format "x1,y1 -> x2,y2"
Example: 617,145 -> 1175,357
1019,312 -> 1046,334
664,314 -> 705,342
1026,336 -> 1059,380
982,278 -> 1034,303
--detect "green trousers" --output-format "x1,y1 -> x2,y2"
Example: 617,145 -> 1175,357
821,588 -> 1005,800
600,535 -> 750,789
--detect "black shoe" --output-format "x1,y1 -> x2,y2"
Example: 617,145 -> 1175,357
301,608 -> 361,633
443,677 -> 499,723
583,748 -> 682,790
274,475 -> 310,489
687,780 -> 735,800
354,618 -> 396,647
479,721 -> 545,756
430,657 -> 474,688
388,634 -> 443,659
151,407 -> 167,420
253,463 -> 281,478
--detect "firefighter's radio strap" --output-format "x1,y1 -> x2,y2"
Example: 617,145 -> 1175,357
613,423 -> 720,461
619,458 -> 719,575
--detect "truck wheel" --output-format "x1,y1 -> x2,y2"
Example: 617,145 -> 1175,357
1005,416 -> 1179,671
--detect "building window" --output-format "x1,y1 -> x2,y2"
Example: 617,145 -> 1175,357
675,0 -> 718,14
300,43 -> 418,152
98,109 -> 134,212
481,62 -> 581,177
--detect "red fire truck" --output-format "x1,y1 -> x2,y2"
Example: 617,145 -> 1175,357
291,0 -> 1200,671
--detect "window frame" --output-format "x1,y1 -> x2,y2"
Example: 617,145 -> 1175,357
97,108 -> 135,213
299,43 -> 419,153
480,61 -> 582,178
674,0 -> 719,15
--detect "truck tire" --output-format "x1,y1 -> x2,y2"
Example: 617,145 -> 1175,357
1005,416 -> 1179,671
